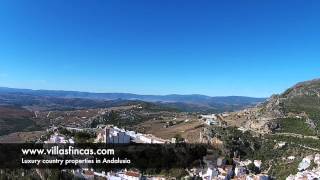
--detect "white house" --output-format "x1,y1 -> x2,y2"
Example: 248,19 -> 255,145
44,133 -> 74,143
205,119 -> 218,125
95,126 -> 131,144
136,134 -> 167,144
106,128 -> 130,144
199,167 -> 219,180
201,114 -> 219,126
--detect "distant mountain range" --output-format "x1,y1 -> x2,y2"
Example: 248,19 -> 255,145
2,79 -> 320,141
0,87 -> 266,113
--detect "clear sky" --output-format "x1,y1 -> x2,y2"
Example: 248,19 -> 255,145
0,0 -> 320,97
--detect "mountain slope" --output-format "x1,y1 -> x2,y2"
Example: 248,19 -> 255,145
276,79 -> 320,132
242,79 -> 320,134
0,106 -> 39,136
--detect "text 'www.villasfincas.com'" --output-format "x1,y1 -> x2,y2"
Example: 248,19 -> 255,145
21,146 -> 115,155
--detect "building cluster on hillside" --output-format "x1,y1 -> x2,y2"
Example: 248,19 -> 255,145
95,125 -> 168,144
44,132 -> 75,144
42,126 -> 170,180
73,168 -> 144,180
201,114 -> 220,126
76,168 -> 173,180
81,125 -> 171,179
42,124 -> 271,179
287,154 -> 320,180
197,157 -> 269,180
200,114 -> 227,127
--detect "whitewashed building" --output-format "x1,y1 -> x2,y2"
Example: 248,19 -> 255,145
95,126 -> 131,144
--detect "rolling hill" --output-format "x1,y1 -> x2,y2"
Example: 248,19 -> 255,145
0,87 -> 266,136
0,106 -> 40,136
0,87 -> 265,113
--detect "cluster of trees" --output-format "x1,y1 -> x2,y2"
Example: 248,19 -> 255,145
58,127 -> 96,143
276,118 -> 317,136
90,110 -> 145,129
209,127 -> 261,159
284,96 -> 320,133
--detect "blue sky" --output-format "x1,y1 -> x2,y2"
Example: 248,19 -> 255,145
0,0 -> 320,97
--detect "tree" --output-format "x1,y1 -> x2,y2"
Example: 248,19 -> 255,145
174,134 -> 184,143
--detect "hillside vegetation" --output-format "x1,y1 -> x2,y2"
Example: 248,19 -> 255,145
0,106 -> 40,135
256,79 -> 320,135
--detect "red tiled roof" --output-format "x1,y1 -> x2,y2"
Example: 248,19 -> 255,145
84,170 -> 94,176
125,171 -> 140,177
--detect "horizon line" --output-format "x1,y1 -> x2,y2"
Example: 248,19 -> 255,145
0,86 -> 268,99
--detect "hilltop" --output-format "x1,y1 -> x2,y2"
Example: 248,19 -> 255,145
263,79 -> 320,132
223,78 -> 320,135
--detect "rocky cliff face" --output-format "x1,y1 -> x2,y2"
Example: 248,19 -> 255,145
259,95 -> 285,118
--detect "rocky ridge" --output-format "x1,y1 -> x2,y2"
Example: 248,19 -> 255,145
225,79 -> 320,133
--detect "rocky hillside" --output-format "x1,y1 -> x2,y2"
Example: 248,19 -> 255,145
281,79 -> 320,117
259,79 -> 320,134
225,79 -> 320,135
282,79 -> 320,98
